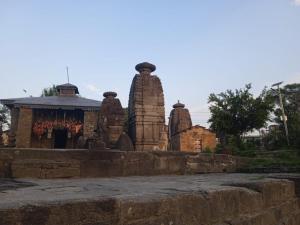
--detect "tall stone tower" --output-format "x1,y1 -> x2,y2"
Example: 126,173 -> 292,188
128,62 -> 166,151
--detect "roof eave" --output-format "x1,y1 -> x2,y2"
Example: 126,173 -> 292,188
13,103 -> 100,111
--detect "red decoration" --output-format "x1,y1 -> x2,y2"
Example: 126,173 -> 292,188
32,119 -> 83,138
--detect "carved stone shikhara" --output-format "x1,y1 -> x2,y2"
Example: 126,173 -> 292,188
99,92 -> 125,148
169,101 -> 192,137
128,62 -> 166,151
169,101 -> 216,152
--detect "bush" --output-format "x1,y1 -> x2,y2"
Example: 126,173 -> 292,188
202,147 -> 212,154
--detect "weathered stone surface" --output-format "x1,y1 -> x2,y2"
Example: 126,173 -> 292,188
11,159 -> 81,178
116,132 -> 134,151
0,148 -> 248,179
99,91 -> 125,148
169,101 -> 192,137
172,125 -> 217,152
128,62 -> 166,151
83,111 -> 98,140
0,174 -> 299,225
16,107 -> 33,148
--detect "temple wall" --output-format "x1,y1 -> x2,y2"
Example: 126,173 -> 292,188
171,126 -> 217,152
31,137 -> 53,148
83,111 -> 98,139
16,107 -> 33,148
30,137 -> 77,149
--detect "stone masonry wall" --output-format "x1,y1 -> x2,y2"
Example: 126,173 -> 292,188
83,111 -> 98,139
16,107 -> 33,148
172,126 -> 216,152
0,148 -> 249,179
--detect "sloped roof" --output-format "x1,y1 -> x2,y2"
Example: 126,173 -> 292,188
0,96 -> 101,111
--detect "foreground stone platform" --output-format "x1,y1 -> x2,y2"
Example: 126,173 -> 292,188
0,174 -> 300,225
0,148 -> 248,179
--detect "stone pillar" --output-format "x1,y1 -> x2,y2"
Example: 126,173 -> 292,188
128,62 -> 166,151
168,102 -> 192,151
16,107 -> 33,148
99,92 -> 125,148
83,111 -> 98,139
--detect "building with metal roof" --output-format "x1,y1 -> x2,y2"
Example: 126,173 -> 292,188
0,83 -> 102,149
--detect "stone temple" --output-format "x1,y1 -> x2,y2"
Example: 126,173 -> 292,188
169,101 -> 216,152
1,64 -> 300,225
0,83 -> 101,149
0,62 -> 216,152
128,62 -> 166,151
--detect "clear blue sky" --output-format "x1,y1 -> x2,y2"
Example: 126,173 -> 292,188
1,0 -> 300,126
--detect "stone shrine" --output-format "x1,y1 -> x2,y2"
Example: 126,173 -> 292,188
128,62 -> 166,151
169,101 -> 192,137
99,91 -> 125,148
169,101 -> 216,152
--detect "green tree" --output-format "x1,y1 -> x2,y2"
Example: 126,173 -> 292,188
208,84 -> 274,148
0,104 -> 10,130
272,83 -> 300,149
41,85 -> 58,97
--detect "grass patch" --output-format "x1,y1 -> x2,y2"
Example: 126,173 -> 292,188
245,150 -> 300,169
237,149 -> 300,172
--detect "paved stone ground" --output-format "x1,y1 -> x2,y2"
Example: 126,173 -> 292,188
1,173 -> 298,210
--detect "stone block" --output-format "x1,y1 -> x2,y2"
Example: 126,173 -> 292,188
11,159 -> 80,178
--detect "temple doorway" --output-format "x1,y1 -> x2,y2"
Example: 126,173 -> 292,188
54,129 -> 68,149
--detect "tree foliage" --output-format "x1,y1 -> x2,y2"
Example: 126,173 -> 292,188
272,83 -> 300,149
41,85 -> 58,97
0,104 -> 10,130
208,84 -> 274,146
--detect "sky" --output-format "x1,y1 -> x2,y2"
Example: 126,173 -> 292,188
1,0 -> 300,126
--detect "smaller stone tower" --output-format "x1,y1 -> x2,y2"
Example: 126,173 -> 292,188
99,91 -> 125,148
168,101 -> 192,151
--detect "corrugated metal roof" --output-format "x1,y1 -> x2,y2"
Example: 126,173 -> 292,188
0,96 -> 101,111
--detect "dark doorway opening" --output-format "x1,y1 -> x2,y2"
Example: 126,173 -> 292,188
54,129 -> 68,149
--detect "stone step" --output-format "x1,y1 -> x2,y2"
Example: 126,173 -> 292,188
0,174 -> 299,225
